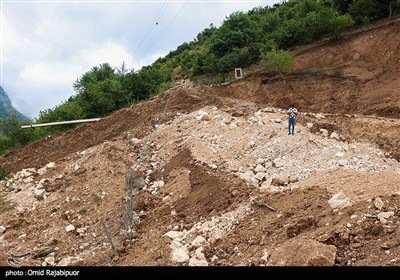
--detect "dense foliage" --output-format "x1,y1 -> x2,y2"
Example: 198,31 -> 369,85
261,48 -> 294,77
1,0 -> 399,156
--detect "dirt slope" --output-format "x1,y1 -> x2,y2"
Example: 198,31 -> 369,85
1,18 -> 400,267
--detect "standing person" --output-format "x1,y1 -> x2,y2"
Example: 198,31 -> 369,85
287,104 -> 298,135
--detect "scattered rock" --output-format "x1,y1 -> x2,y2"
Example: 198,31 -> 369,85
34,189 -> 46,200
229,123 -> 237,129
171,247 -> 189,263
254,172 -> 266,181
274,119 -> 282,123
328,192 -> 351,209
170,239 -> 184,250
191,236 -> 206,248
269,239 -> 336,266
77,227 -> 86,235
79,243 -> 90,250
335,152 -> 344,158
261,249 -> 269,263
130,137 -> 141,145
19,168 -> 36,178
37,167 -> 47,175
23,177 -> 34,184
0,226 -> 6,234
18,233 -> 27,239
46,162 -> 56,169
330,132 -> 340,140
197,111 -> 210,121
58,257 -> 83,266
320,129 -> 329,137
254,164 -> 266,172
209,164 -> 217,170
381,228 -> 400,249
164,231 -> 184,240
65,224 -> 75,232
272,158 -> 285,168
151,180 -> 165,190
189,247 -> 208,266
271,177 -> 287,186
45,256 -> 55,266
373,197 -> 384,210
211,255 -> 218,262
189,257 -> 208,266
238,171 -> 258,187
288,176 -> 299,184
377,211 -> 394,224
306,122 -> 313,129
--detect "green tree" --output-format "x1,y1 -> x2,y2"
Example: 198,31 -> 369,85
0,113 -> 34,151
216,46 -> 259,73
333,0 -> 354,14
329,13 -> 354,39
261,48 -> 294,77
348,0 -> 388,25
209,12 -> 261,57
195,24 -> 217,44
73,63 -> 128,117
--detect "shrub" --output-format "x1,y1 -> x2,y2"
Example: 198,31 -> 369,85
0,164 -> 10,180
261,48 -> 294,76
79,205 -> 89,213
214,73 -> 225,84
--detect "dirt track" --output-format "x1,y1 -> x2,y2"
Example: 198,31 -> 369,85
0,18 -> 400,267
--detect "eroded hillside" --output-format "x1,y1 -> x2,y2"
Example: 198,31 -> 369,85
1,18 -> 400,267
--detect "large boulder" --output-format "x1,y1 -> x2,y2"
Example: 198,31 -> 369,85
269,239 -> 337,266
328,192 -> 351,209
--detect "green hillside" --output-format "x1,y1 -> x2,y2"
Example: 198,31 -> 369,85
0,86 -> 28,121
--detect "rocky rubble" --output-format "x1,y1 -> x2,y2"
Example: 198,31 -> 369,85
0,96 -> 399,267
138,106 -> 400,198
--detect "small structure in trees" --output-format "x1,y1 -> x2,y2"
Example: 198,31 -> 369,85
235,68 -> 243,79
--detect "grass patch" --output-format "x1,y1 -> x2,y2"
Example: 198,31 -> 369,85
79,205 -> 89,213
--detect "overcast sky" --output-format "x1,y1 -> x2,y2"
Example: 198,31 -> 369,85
0,0 -> 281,119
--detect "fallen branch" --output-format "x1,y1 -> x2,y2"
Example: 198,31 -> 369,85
101,219 -> 119,257
255,201 -> 276,212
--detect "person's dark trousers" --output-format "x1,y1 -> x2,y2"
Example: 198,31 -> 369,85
288,117 -> 296,134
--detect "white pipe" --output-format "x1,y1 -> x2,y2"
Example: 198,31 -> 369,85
21,118 -> 101,129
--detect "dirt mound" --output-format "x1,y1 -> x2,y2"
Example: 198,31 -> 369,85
1,18 -> 400,267
207,18 -> 400,119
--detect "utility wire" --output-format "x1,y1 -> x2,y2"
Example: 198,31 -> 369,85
132,1 -> 169,58
140,0 -> 187,59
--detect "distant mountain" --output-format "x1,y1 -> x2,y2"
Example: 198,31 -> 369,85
0,85 -> 29,120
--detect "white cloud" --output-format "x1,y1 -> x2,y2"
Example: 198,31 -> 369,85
8,41 -> 136,118
20,62 -> 80,87
18,41 -> 135,85
1,1 -> 283,118
2,13 -> 52,66
78,42 -> 136,71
